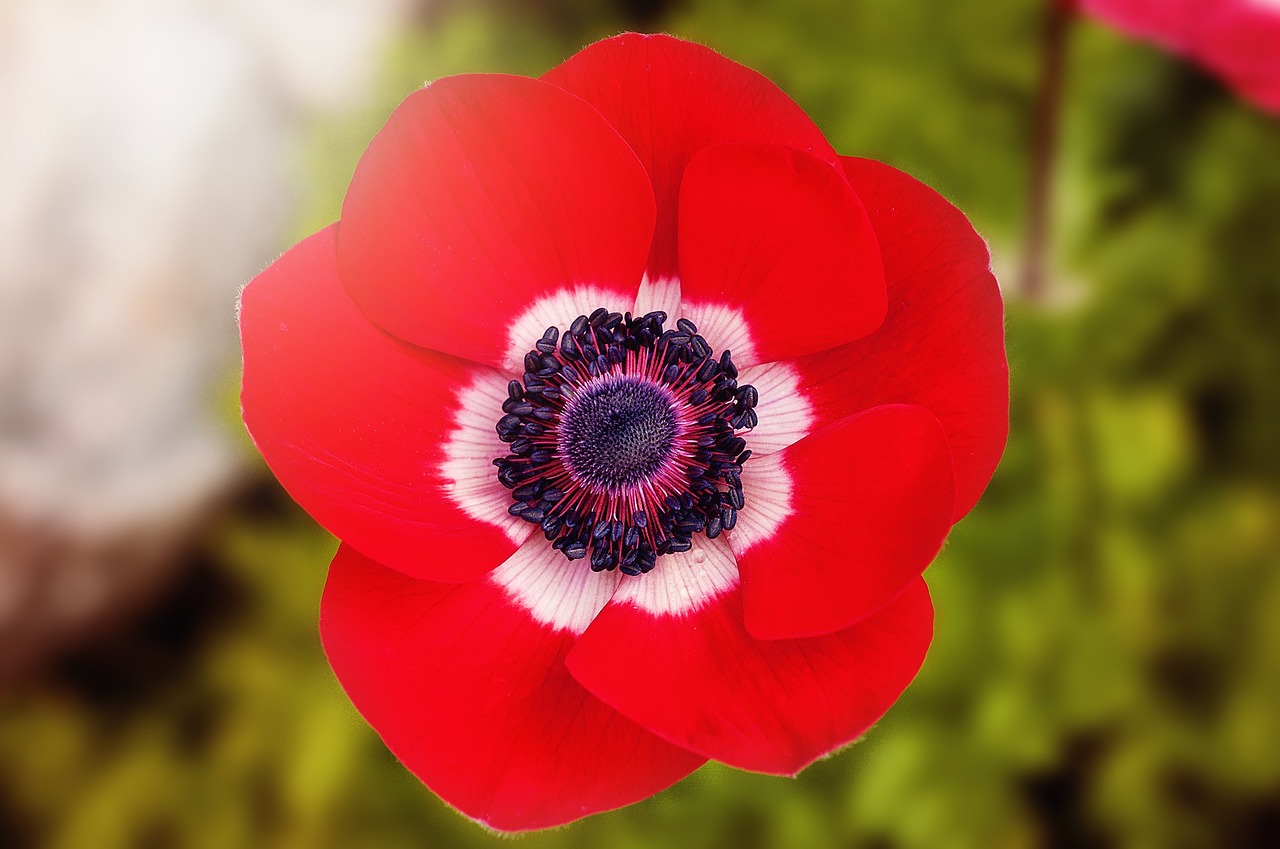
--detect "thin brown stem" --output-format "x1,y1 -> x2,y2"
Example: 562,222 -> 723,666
1021,0 -> 1073,302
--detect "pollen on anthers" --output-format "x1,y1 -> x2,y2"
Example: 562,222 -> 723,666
493,308 -> 758,576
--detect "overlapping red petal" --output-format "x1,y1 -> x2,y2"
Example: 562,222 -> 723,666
677,144 -> 886,365
567,561 -> 933,776
731,405 -> 955,640
742,157 -> 1008,520
1080,0 -> 1280,113
338,73 -> 655,366
321,544 -> 706,832
240,226 -> 528,582
543,33 -> 839,278
1080,0 -> 1200,46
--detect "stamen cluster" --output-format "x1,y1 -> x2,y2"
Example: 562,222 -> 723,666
494,308 -> 758,575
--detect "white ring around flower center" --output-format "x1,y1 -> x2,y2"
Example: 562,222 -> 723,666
723,450 -> 794,556
735,361 -> 815,454
490,534 -> 622,635
611,533 -> 739,616
503,284 -> 635,373
681,300 -> 759,367
440,370 -> 536,544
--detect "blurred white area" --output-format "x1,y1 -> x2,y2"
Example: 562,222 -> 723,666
0,0 -> 413,676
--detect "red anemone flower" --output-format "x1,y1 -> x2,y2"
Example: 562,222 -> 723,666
240,33 -> 1008,832
1078,0 -> 1280,113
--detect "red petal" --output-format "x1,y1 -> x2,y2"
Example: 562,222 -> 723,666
543,33 -> 838,278
240,226 -> 530,582
566,543 -> 933,776
730,405 -> 955,640
1195,2 -> 1280,113
321,543 -> 706,832
1081,0 -> 1280,113
1080,0 -> 1200,51
338,74 -> 654,368
678,144 -> 885,366
741,157 -> 1008,520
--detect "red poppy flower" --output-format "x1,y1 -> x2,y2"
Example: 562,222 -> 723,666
239,33 -> 1007,831
1079,0 -> 1280,112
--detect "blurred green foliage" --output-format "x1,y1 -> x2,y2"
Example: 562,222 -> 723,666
3,0 -> 1279,847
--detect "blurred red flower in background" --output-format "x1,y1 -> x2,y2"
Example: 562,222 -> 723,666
1079,0 -> 1280,112
239,33 -> 1007,831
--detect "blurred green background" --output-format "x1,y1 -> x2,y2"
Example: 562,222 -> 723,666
3,0 -> 1279,847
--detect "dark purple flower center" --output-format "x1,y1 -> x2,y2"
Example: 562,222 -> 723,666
559,376 -> 678,491
494,308 -> 757,575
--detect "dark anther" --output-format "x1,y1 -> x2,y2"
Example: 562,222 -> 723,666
721,505 -> 738,530
719,350 -> 738,378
